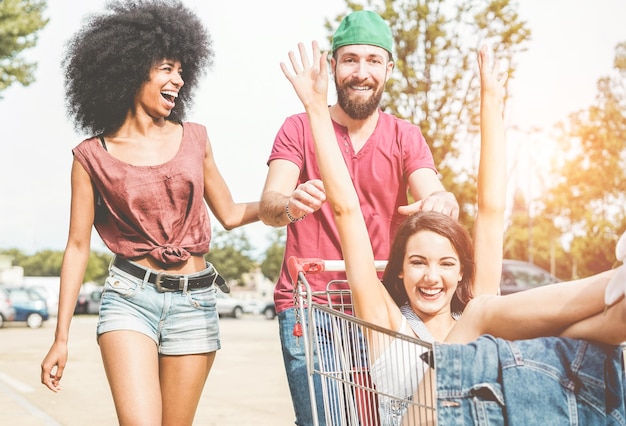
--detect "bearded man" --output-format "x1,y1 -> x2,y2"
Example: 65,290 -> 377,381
259,10 -> 459,425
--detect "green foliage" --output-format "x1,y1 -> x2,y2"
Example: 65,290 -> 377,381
538,41 -> 626,278
0,248 -> 28,265
0,248 -> 111,283
0,230 -> 260,287
503,41 -> 626,279
205,229 -> 257,285
569,221 -> 619,276
503,188 -> 574,279
0,0 -> 49,96
326,0 -> 531,229
18,249 -> 62,276
84,251 -> 113,283
260,228 -> 286,282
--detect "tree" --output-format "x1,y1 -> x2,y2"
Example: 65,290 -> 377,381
0,248 -> 28,265
504,187 -> 572,279
260,228 -> 286,282
0,0 -> 49,96
205,229 -> 256,286
540,41 -> 626,278
7,248 -> 111,283
325,0 -> 531,227
18,249 -> 62,276
84,251 -> 113,283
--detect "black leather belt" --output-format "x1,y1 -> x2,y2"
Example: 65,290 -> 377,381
113,257 -> 226,292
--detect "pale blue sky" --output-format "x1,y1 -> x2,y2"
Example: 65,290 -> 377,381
1,0 -> 625,257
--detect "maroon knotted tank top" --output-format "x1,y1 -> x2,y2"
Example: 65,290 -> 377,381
72,122 -> 211,265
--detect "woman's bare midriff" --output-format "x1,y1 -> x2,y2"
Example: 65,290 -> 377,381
133,254 -> 208,274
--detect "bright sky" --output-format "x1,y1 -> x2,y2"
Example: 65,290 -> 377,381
1,0 -> 625,258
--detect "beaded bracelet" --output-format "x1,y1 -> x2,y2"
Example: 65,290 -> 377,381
285,203 -> 306,223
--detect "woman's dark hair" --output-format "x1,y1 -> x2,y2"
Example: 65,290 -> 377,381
63,0 -> 213,136
382,211 -> 475,315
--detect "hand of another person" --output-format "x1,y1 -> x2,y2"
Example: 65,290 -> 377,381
286,179 -> 326,220
41,342 -> 68,392
280,41 -> 329,110
398,191 -> 460,219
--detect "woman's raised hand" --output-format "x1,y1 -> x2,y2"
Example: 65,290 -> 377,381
478,45 -> 507,104
280,41 -> 329,110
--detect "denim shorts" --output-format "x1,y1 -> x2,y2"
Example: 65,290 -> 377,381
97,260 -> 221,355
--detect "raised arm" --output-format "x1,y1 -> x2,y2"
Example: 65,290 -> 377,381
280,42 -> 399,327
472,46 -> 508,297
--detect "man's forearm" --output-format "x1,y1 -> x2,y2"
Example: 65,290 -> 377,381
260,191 -> 292,227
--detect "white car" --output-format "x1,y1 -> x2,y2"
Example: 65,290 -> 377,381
215,292 -> 248,319
246,299 -> 277,320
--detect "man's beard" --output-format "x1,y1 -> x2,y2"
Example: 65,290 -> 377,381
335,78 -> 384,120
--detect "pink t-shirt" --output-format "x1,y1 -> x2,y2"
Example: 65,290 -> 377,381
268,110 -> 437,313
72,122 -> 211,265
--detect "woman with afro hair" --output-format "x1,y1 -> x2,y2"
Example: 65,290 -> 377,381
40,1 -> 259,424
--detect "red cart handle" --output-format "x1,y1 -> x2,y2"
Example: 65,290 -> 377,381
287,257 -> 326,284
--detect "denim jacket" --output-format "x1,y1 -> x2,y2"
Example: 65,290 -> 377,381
434,335 -> 626,425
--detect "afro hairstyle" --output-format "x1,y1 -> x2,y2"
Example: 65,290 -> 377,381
63,0 -> 213,136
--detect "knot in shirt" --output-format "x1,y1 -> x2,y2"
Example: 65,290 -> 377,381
151,245 -> 191,265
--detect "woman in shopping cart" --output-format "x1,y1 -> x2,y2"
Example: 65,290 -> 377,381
281,41 -> 626,424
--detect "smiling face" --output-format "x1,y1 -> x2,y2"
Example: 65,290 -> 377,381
134,59 -> 184,119
331,44 -> 393,120
399,230 -> 463,318
382,211 -> 474,316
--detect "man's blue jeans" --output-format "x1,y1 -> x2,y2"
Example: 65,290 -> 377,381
435,335 -> 626,425
278,307 -> 367,425
279,307 -> 327,425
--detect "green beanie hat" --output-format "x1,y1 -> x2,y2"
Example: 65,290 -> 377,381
332,10 -> 393,56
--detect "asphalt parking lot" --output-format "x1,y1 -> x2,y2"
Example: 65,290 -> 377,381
0,314 -> 295,425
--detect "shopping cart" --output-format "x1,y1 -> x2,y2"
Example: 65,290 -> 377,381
288,257 -> 437,426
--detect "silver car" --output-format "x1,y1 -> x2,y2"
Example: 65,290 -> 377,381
500,259 -> 561,295
215,292 -> 251,319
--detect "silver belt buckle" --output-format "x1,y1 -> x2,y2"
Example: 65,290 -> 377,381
154,272 -> 176,292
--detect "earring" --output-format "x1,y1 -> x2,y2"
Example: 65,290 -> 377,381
604,231 -> 626,310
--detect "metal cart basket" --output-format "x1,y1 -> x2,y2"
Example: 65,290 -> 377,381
288,257 -> 437,426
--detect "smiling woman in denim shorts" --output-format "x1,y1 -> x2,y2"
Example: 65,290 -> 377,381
39,1 -> 259,424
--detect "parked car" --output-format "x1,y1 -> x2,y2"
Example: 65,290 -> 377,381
500,259 -> 561,295
2,286 -> 50,328
259,300 -> 276,320
27,285 -> 59,317
244,298 -> 277,320
216,292 -> 249,319
75,285 -> 104,315
74,291 -> 89,314
88,287 -> 104,314
0,287 -> 16,328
